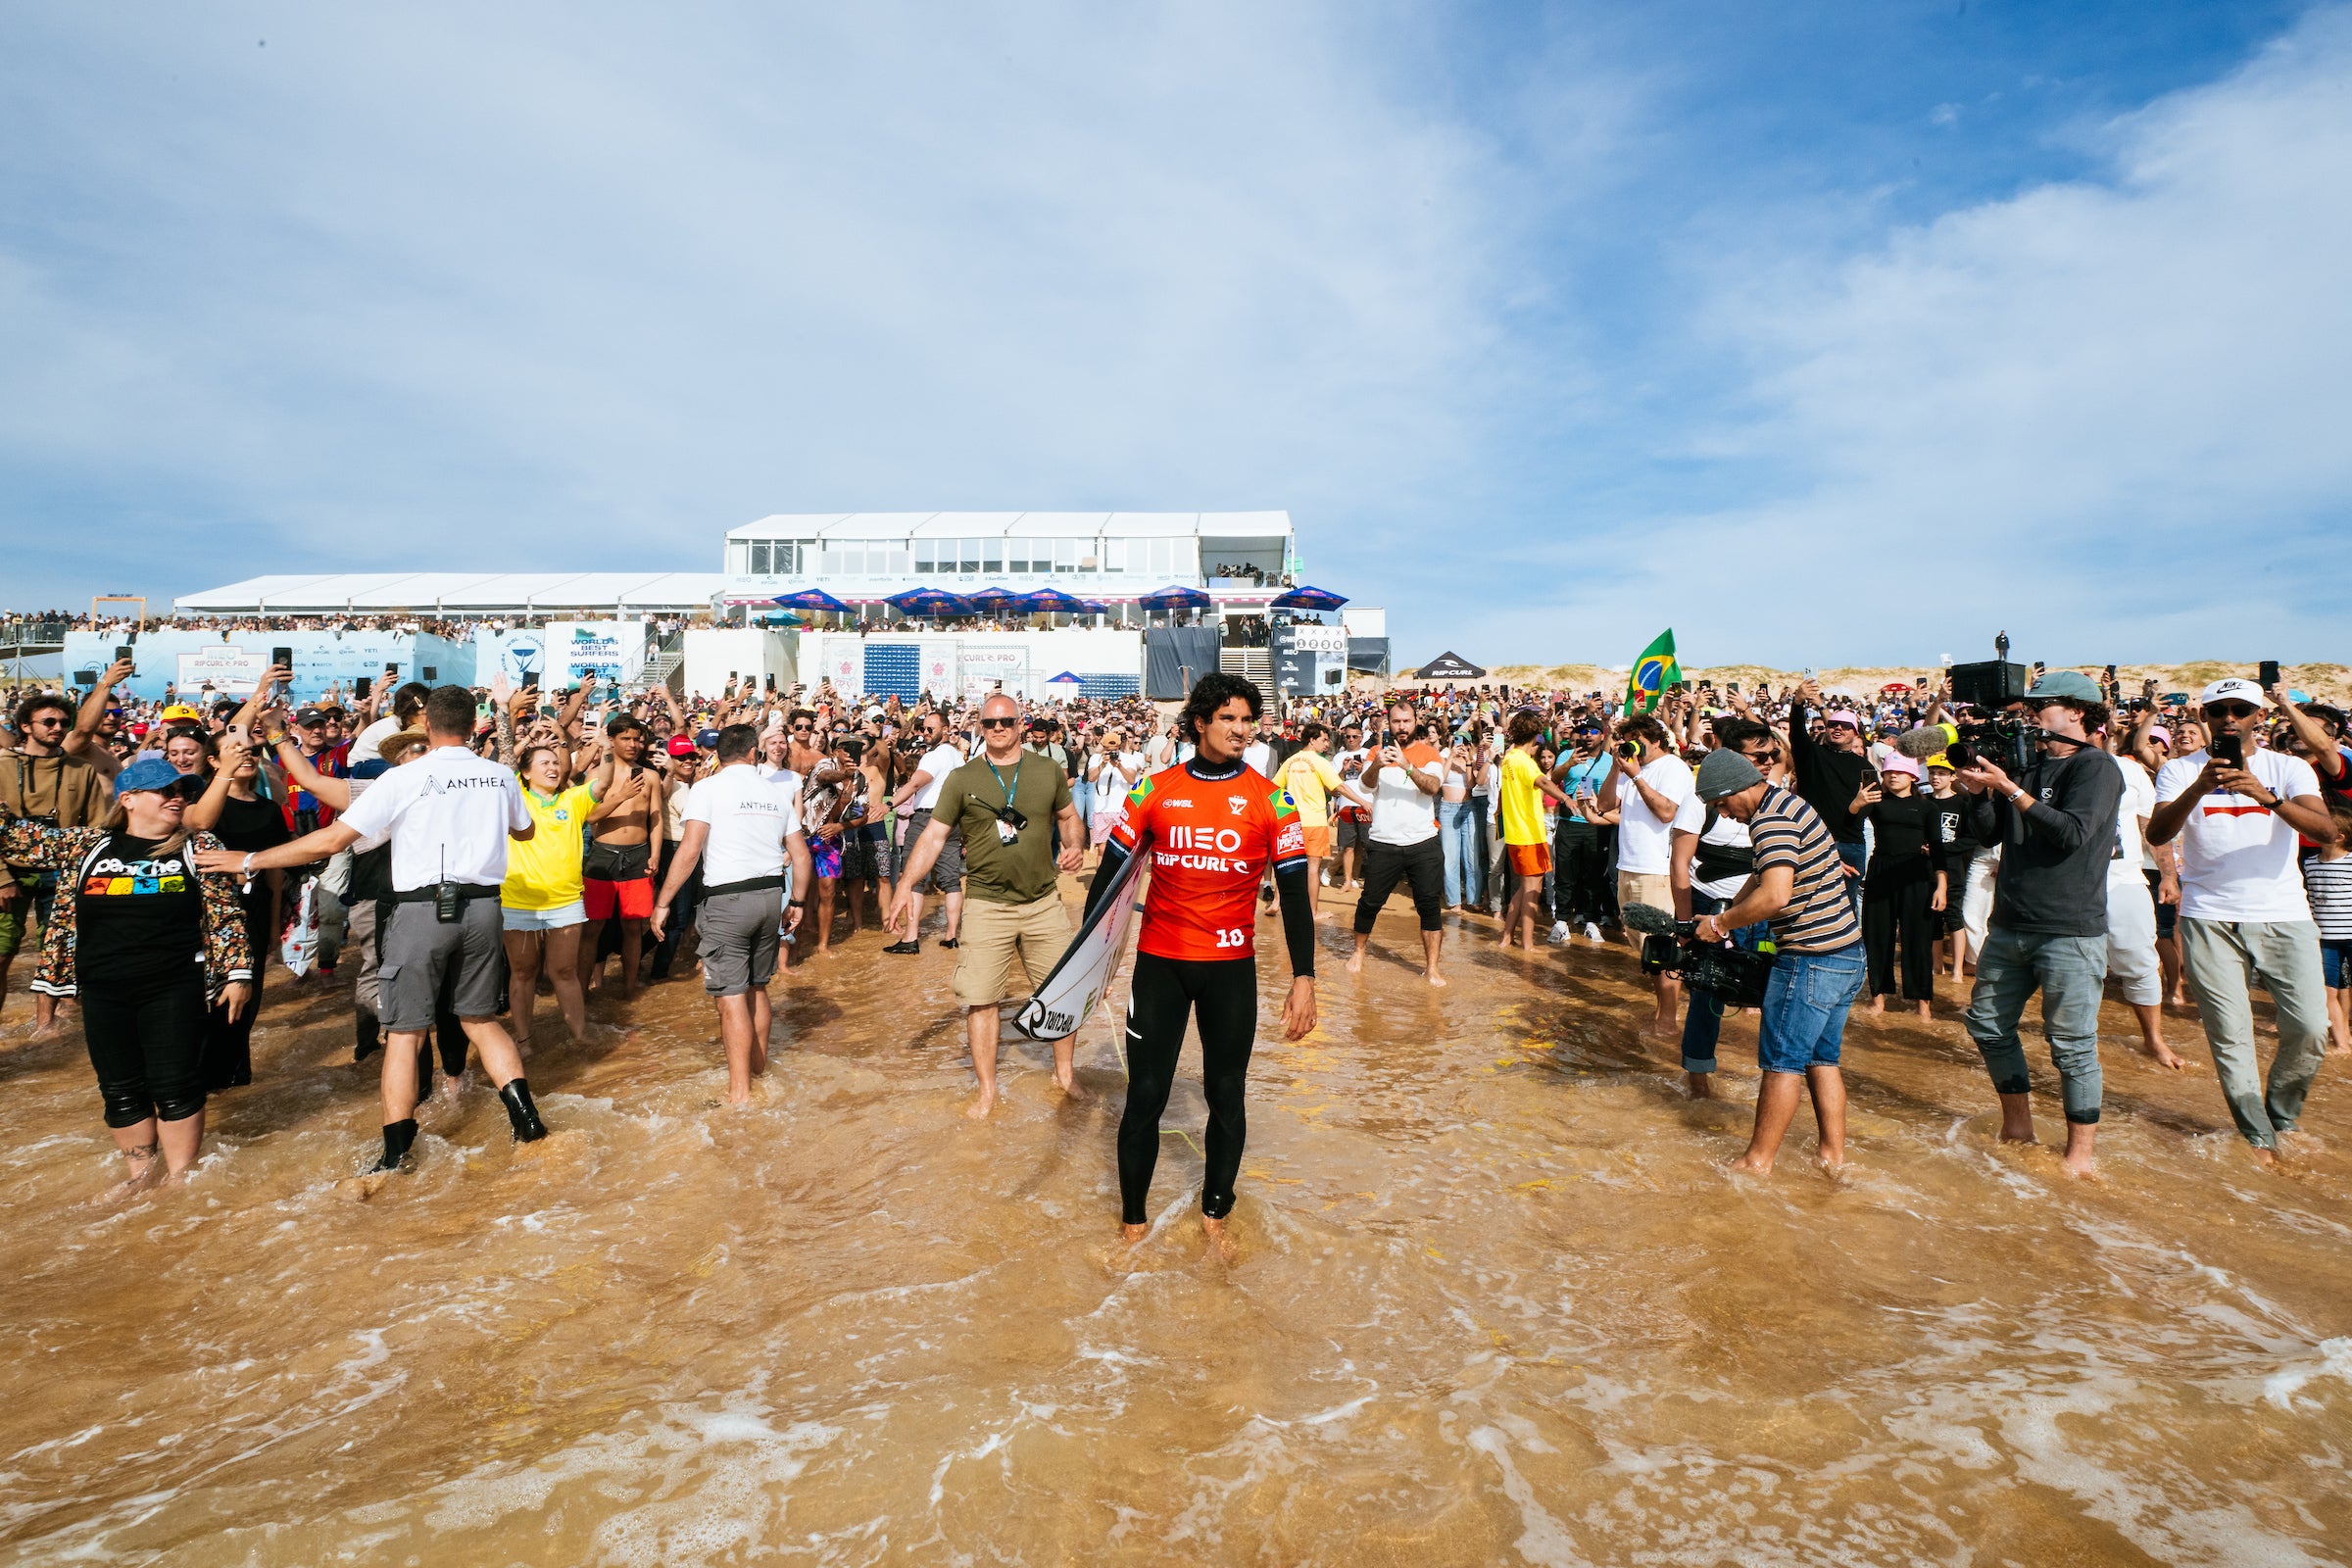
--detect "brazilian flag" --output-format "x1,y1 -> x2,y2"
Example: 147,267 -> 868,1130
1625,630 -> 1682,715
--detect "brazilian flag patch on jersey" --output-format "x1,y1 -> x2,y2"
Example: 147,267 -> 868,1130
1270,787 -> 1297,817
1127,775 -> 1154,808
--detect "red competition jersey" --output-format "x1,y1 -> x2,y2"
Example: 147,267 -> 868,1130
1112,762 -> 1307,961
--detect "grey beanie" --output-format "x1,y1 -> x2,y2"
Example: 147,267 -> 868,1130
1694,748 -> 1764,802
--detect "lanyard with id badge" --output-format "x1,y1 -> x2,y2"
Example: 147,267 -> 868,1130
985,758 -> 1027,845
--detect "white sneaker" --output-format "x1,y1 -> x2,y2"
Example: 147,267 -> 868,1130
1584,921 -> 1603,945
1547,921 -> 1570,945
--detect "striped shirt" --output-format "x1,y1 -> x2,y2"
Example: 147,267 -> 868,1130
2307,855 -> 2352,940
1748,785 -> 1862,954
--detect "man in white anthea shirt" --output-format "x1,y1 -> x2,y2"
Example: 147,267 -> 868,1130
201,686 -> 547,1171
653,722 -> 813,1107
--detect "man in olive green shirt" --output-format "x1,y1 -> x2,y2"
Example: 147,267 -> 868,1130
888,693 -> 1085,1118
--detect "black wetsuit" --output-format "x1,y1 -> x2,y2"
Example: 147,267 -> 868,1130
1083,757 -> 1317,1225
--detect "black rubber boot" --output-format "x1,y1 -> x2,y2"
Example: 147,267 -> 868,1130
354,1010 -> 382,1062
373,1118 -> 418,1172
500,1079 -> 548,1143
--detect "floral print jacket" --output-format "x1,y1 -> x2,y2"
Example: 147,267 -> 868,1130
0,821 -> 255,1000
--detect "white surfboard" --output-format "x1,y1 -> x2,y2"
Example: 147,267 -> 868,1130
1004,847 -> 1148,1042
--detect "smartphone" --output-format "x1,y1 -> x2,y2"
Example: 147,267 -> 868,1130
521,671 -> 540,692
272,645 -> 294,669
354,675 -> 372,700
2259,660 -> 2280,690
2213,732 -> 2244,767
1728,681 -> 1739,693
115,645 -> 134,665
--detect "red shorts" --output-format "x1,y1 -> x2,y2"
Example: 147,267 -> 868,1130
1506,842 -> 1552,877
583,876 -> 655,921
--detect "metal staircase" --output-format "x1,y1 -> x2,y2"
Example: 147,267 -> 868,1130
1220,648 -> 1271,685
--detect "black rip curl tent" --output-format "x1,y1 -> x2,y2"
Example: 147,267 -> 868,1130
1413,651 -> 1487,681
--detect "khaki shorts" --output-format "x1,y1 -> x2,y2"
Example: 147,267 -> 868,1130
952,894 -> 1073,1008
1618,871 -> 1672,922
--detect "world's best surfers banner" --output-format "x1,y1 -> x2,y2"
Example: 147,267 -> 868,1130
543,621 -> 649,687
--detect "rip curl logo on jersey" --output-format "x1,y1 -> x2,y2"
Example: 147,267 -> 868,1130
1228,795 -> 1248,815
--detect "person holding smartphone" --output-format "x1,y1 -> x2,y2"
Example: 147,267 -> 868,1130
2148,677 -> 2340,1165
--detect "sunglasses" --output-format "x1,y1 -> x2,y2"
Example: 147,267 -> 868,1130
792,722 -> 813,731
2204,703 -> 2258,719
131,776 -> 208,803
978,716 -> 1020,730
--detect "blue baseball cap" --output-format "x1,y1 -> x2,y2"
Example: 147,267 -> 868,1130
114,757 -> 186,797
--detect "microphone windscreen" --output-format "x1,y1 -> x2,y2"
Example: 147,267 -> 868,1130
1894,726 -> 1950,760
1622,902 -> 1679,936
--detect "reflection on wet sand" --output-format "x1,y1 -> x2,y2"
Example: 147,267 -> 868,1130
2,880 -> 2348,1565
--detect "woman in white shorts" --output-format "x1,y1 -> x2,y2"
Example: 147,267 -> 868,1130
502,742 -> 628,1050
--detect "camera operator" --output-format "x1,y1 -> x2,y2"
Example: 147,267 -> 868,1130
1951,671 -> 2124,1178
1690,748 -> 1866,1175
2148,678 -> 2339,1165
1669,717 -> 1776,1099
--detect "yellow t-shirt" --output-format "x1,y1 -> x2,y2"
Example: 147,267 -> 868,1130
1279,749 -> 1343,829
503,783 -> 598,910
1498,748 -> 1547,846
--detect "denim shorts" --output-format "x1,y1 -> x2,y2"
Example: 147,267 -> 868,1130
2325,938 -> 2352,990
1756,942 -> 1865,1074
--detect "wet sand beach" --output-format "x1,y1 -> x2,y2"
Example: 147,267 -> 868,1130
2,882 -> 2347,1565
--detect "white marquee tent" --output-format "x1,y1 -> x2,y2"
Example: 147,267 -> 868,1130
173,572 -> 726,616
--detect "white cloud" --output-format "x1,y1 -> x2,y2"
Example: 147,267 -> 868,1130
0,2 -> 1593,604
1629,7 -> 2352,663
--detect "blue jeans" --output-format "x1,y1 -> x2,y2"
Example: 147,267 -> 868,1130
1681,892 -> 1770,1075
1756,943 -> 1865,1074
1440,800 -> 1486,908
1071,778 -> 1093,829
1962,926 -> 2108,1125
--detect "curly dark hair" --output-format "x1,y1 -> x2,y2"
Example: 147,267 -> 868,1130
1181,672 -> 1263,746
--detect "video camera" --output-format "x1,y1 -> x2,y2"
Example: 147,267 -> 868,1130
1944,715 -> 2035,777
1624,904 -> 1777,1008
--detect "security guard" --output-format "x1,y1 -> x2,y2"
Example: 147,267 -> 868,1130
199,686 -> 549,1169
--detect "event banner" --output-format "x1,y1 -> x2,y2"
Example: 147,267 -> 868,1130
958,647 -> 1027,701
174,647 -> 271,696
542,621 -> 648,688
471,628 -> 547,687
61,630 -> 473,702
920,644 -> 956,697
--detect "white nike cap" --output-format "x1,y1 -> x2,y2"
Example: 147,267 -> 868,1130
2197,677 -> 2271,710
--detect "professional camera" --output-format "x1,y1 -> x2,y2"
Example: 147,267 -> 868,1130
1624,904 -> 1777,1008
1945,715 -> 2035,777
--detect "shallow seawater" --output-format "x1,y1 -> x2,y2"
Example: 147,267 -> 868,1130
3,879 -> 2349,1566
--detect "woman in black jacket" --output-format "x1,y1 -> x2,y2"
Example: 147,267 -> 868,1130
0,758 -> 254,1199
1856,754 -> 1946,1017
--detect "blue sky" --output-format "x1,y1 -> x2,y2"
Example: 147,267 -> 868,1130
2,1 -> 2344,664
